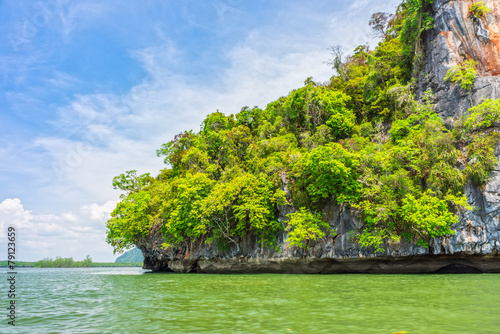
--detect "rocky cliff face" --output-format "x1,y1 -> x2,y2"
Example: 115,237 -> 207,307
417,0 -> 500,117
138,0 -> 500,274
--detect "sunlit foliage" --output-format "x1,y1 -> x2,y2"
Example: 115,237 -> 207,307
286,208 -> 332,256
444,59 -> 478,91
469,1 -> 490,19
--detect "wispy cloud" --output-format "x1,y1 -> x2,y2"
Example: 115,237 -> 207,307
45,71 -> 81,88
59,1 -> 110,40
350,0 -> 372,12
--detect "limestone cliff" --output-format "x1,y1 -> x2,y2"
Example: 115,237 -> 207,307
138,0 -> 500,274
417,0 -> 500,117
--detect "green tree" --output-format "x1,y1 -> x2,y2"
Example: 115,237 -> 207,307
199,174 -> 286,248
160,173 -> 215,247
106,190 -> 153,253
286,208 -> 332,257
398,190 -> 468,247
295,143 -> 360,204
81,255 -> 93,267
156,131 -> 197,172
112,170 -> 153,198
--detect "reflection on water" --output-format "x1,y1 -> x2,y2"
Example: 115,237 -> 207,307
1,267 -> 499,333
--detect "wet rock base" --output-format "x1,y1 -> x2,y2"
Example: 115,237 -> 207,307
143,254 -> 500,274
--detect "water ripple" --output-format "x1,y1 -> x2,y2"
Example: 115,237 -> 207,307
0,268 -> 499,333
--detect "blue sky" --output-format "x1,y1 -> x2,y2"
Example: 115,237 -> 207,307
0,0 -> 401,261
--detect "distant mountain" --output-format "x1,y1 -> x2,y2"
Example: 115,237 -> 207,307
115,247 -> 144,263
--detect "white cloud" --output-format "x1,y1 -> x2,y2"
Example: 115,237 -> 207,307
82,201 -> 117,220
0,198 -> 117,261
0,199 -> 32,235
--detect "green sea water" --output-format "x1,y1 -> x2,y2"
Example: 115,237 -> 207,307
1,267 -> 499,333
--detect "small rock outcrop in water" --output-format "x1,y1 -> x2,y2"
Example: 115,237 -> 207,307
137,0 -> 500,273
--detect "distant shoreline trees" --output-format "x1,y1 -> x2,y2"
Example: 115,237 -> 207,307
34,255 -> 93,268
0,255 -> 143,268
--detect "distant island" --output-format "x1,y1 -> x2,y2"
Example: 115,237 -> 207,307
115,247 -> 144,263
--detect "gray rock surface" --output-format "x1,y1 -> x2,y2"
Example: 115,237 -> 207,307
417,0 -> 500,117
138,0 -> 500,273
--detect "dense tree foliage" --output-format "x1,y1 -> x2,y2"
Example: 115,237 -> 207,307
34,255 -> 93,268
106,0 -> 499,254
